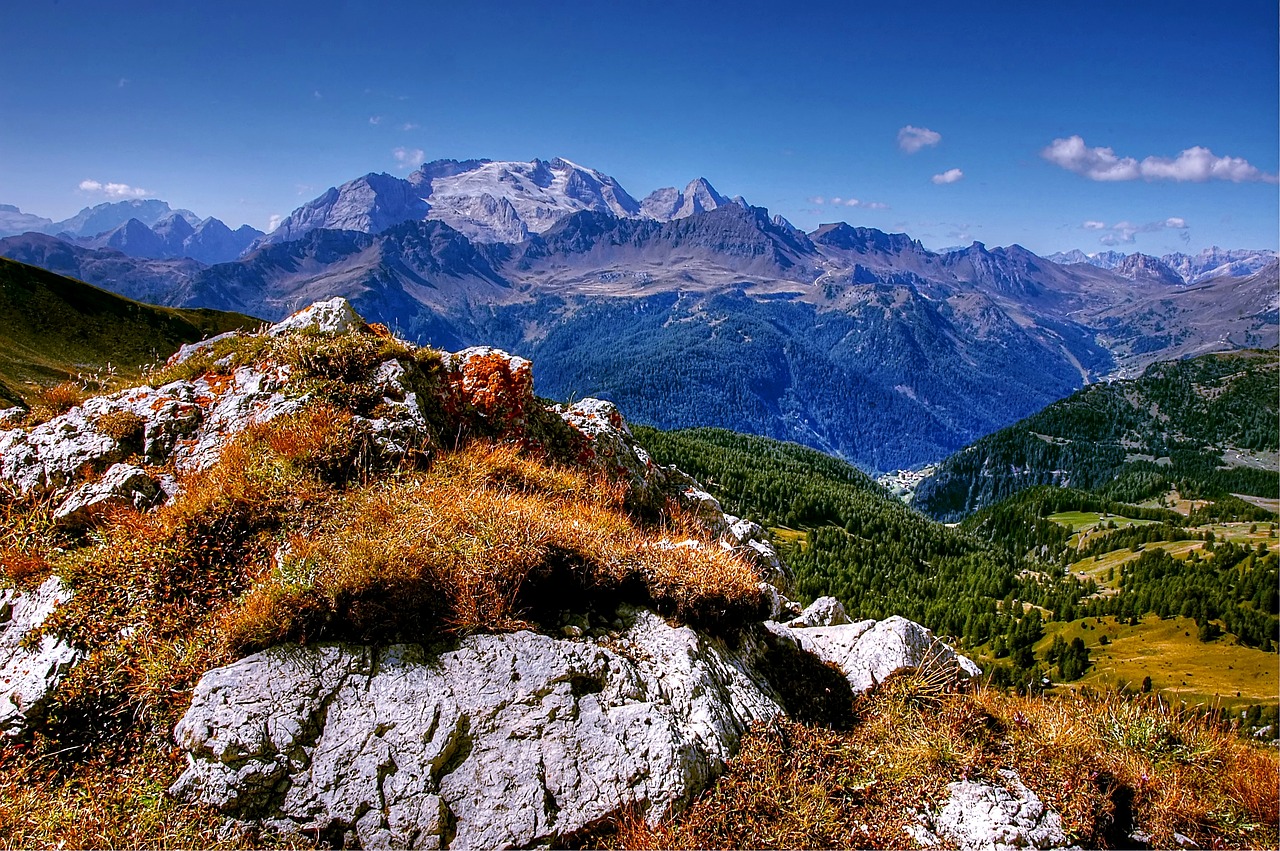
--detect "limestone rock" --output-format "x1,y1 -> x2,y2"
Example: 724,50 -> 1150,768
907,769 -> 1073,851
786,595 -> 851,628
52,462 -> 162,528
166,330 -> 242,367
266,297 -> 364,337
0,576 -> 84,737
171,608 -> 783,849
766,614 -> 980,693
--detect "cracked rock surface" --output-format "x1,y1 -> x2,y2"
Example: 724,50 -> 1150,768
171,607 -> 783,849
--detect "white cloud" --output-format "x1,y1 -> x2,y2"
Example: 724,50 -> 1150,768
402,122 -> 419,131
1043,135 -> 1278,184
369,115 -> 382,126
897,125 -> 941,154
810,195 -> 888,210
1086,216 -> 1190,246
78,179 -> 151,198
266,214 -> 283,233
392,147 -> 426,170
931,168 -> 964,185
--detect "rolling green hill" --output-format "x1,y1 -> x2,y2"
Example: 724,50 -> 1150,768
0,257 -> 259,406
912,350 -> 1279,521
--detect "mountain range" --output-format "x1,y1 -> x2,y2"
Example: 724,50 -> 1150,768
0,199 -> 264,265
1046,246 -> 1277,285
2,157 -> 1275,471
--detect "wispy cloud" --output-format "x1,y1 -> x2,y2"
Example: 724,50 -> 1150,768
807,195 -> 889,210
1043,136 -> 1277,184
897,125 -> 941,154
392,147 -> 426,170
931,168 -> 964,185
117,77 -> 129,88
402,122 -> 419,132
78,179 -> 151,199
369,115 -> 382,126
266,214 -> 283,233
1085,216 -> 1190,246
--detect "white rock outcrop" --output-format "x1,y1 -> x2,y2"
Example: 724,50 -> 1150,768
266,296 -> 365,337
0,576 -> 83,737
171,608 -> 783,849
767,613 -> 980,693
906,769 -> 1072,851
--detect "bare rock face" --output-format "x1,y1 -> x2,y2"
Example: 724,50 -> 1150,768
0,576 -> 83,737
906,769 -> 1073,851
171,608 -> 783,849
767,613 -> 980,694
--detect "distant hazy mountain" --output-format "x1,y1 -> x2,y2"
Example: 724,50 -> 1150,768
640,178 -> 734,221
78,214 -> 264,264
1112,252 -> 1184,286
1161,247 -> 1278,284
1047,246 -> 1277,285
46,199 -> 199,238
265,158 -> 745,245
0,204 -> 53,236
0,199 -> 263,264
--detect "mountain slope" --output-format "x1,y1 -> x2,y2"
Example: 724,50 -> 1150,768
912,350 -> 1280,520
0,257 -> 258,406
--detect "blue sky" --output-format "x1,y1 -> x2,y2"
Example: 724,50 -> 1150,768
3,0 -> 1276,254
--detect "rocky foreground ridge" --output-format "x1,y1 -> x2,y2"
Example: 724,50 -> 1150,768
0,298 -> 1097,850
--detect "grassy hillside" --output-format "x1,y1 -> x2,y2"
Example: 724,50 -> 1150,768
0,257 -> 258,407
913,350 -> 1279,521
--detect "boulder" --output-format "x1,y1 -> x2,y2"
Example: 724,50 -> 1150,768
766,615 -> 980,694
906,769 -> 1073,851
171,608 -> 783,849
0,576 -> 84,737
266,297 -> 364,337
786,595 -> 852,628
52,462 -> 162,528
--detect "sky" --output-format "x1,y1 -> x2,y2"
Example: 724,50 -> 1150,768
3,0 -> 1277,255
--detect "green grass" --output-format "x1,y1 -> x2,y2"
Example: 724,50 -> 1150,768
1048,510 -> 1159,533
1037,615 -> 1279,710
0,257 -> 259,406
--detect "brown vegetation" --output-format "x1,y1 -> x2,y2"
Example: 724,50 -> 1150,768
608,676 -> 1280,850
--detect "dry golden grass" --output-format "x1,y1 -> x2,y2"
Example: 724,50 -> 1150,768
25,380 -> 87,424
608,680 -> 1280,851
0,481 -> 62,589
223,442 -> 765,653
